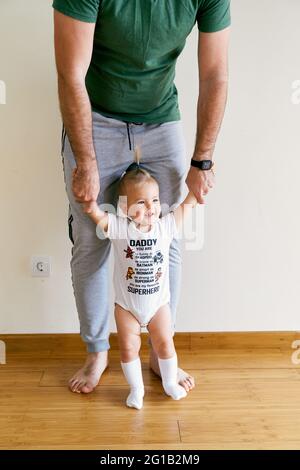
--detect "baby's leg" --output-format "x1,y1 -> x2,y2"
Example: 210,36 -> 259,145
115,304 -> 144,410
147,304 -> 187,401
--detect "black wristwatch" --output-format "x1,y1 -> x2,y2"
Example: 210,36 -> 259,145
191,158 -> 214,170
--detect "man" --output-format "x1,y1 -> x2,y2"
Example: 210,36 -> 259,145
53,0 -> 230,394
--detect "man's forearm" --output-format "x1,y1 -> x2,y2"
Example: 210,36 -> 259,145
193,78 -> 228,161
58,76 -> 96,168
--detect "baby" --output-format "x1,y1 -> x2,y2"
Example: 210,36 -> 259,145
85,147 -> 197,409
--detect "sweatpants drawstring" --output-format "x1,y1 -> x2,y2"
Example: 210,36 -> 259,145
125,121 -> 143,151
126,122 -> 132,151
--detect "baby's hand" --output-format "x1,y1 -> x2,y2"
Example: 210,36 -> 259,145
82,201 -> 108,230
82,201 -> 99,215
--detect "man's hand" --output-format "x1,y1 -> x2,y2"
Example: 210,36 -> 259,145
185,165 -> 215,204
72,160 -> 100,213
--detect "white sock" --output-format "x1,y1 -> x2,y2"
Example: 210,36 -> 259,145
158,354 -> 187,400
121,357 -> 144,410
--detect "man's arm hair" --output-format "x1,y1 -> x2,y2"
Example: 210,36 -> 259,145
54,10 -> 96,168
193,27 -> 230,161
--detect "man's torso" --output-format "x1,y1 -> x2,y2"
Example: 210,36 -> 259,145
53,0 -> 231,123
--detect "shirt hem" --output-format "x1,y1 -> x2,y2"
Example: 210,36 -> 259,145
91,106 -> 181,124
114,300 -> 171,326
198,20 -> 231,33
52,5 -> 97,23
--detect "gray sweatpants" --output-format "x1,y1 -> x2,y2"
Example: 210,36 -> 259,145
61,111 -> 187,352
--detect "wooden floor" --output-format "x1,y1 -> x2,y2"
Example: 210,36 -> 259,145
1,333 -> 300,450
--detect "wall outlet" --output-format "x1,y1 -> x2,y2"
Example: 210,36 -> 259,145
31,255 -> 51,277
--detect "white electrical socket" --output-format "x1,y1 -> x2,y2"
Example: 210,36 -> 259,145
31,255 -> 51,277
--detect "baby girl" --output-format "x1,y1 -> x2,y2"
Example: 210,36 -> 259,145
85,147 -> 197,409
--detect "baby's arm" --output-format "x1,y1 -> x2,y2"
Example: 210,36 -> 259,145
173,190 -> 198,228
83,201 -> 108,232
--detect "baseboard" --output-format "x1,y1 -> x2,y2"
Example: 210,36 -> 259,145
1,331 -> 299,353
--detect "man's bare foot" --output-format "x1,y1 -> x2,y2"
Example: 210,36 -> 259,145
68,351 -> 108,394
149,347 -> 195,392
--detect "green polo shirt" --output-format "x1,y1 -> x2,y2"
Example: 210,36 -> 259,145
52,0 -> 231,123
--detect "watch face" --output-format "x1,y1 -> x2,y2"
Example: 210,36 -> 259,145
202,160 -> 212,170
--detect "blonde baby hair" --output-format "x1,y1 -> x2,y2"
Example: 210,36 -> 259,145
118,144 -> 158,196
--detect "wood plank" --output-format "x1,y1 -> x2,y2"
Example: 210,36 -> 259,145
179,409 -> 300,446
190,332 -> 300,350
9,413 -> 181,447
0,368 -> 43,387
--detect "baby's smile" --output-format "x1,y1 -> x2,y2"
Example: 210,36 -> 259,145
124,180 -> 161,230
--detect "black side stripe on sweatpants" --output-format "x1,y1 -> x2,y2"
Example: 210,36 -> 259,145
68,212 -> 74,245
61,123 -> 67,157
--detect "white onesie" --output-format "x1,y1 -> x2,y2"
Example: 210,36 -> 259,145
103,212 -> 179,327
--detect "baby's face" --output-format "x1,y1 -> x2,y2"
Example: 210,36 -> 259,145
125,180 -> 161,227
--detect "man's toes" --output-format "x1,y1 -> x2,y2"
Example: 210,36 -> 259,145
69,379 -> 80,392
69,375 -> 80,387
68,377 -> 77,388
74,380 -> 86,393
188,376 -> 195,388
81,383 -> 95,394
68,377 -> 77,389
184,378 -> 194,390
72,382 -> 82,393
179,376 -> 195,392
181,381 -> 190,392
188,377 -> 195,389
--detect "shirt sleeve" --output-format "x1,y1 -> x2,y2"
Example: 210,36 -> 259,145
161,212 -> 179,240
197,0 -> 231,33
52,0 -> 101,23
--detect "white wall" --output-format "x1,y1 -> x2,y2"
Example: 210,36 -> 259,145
0,0 -> 299,334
